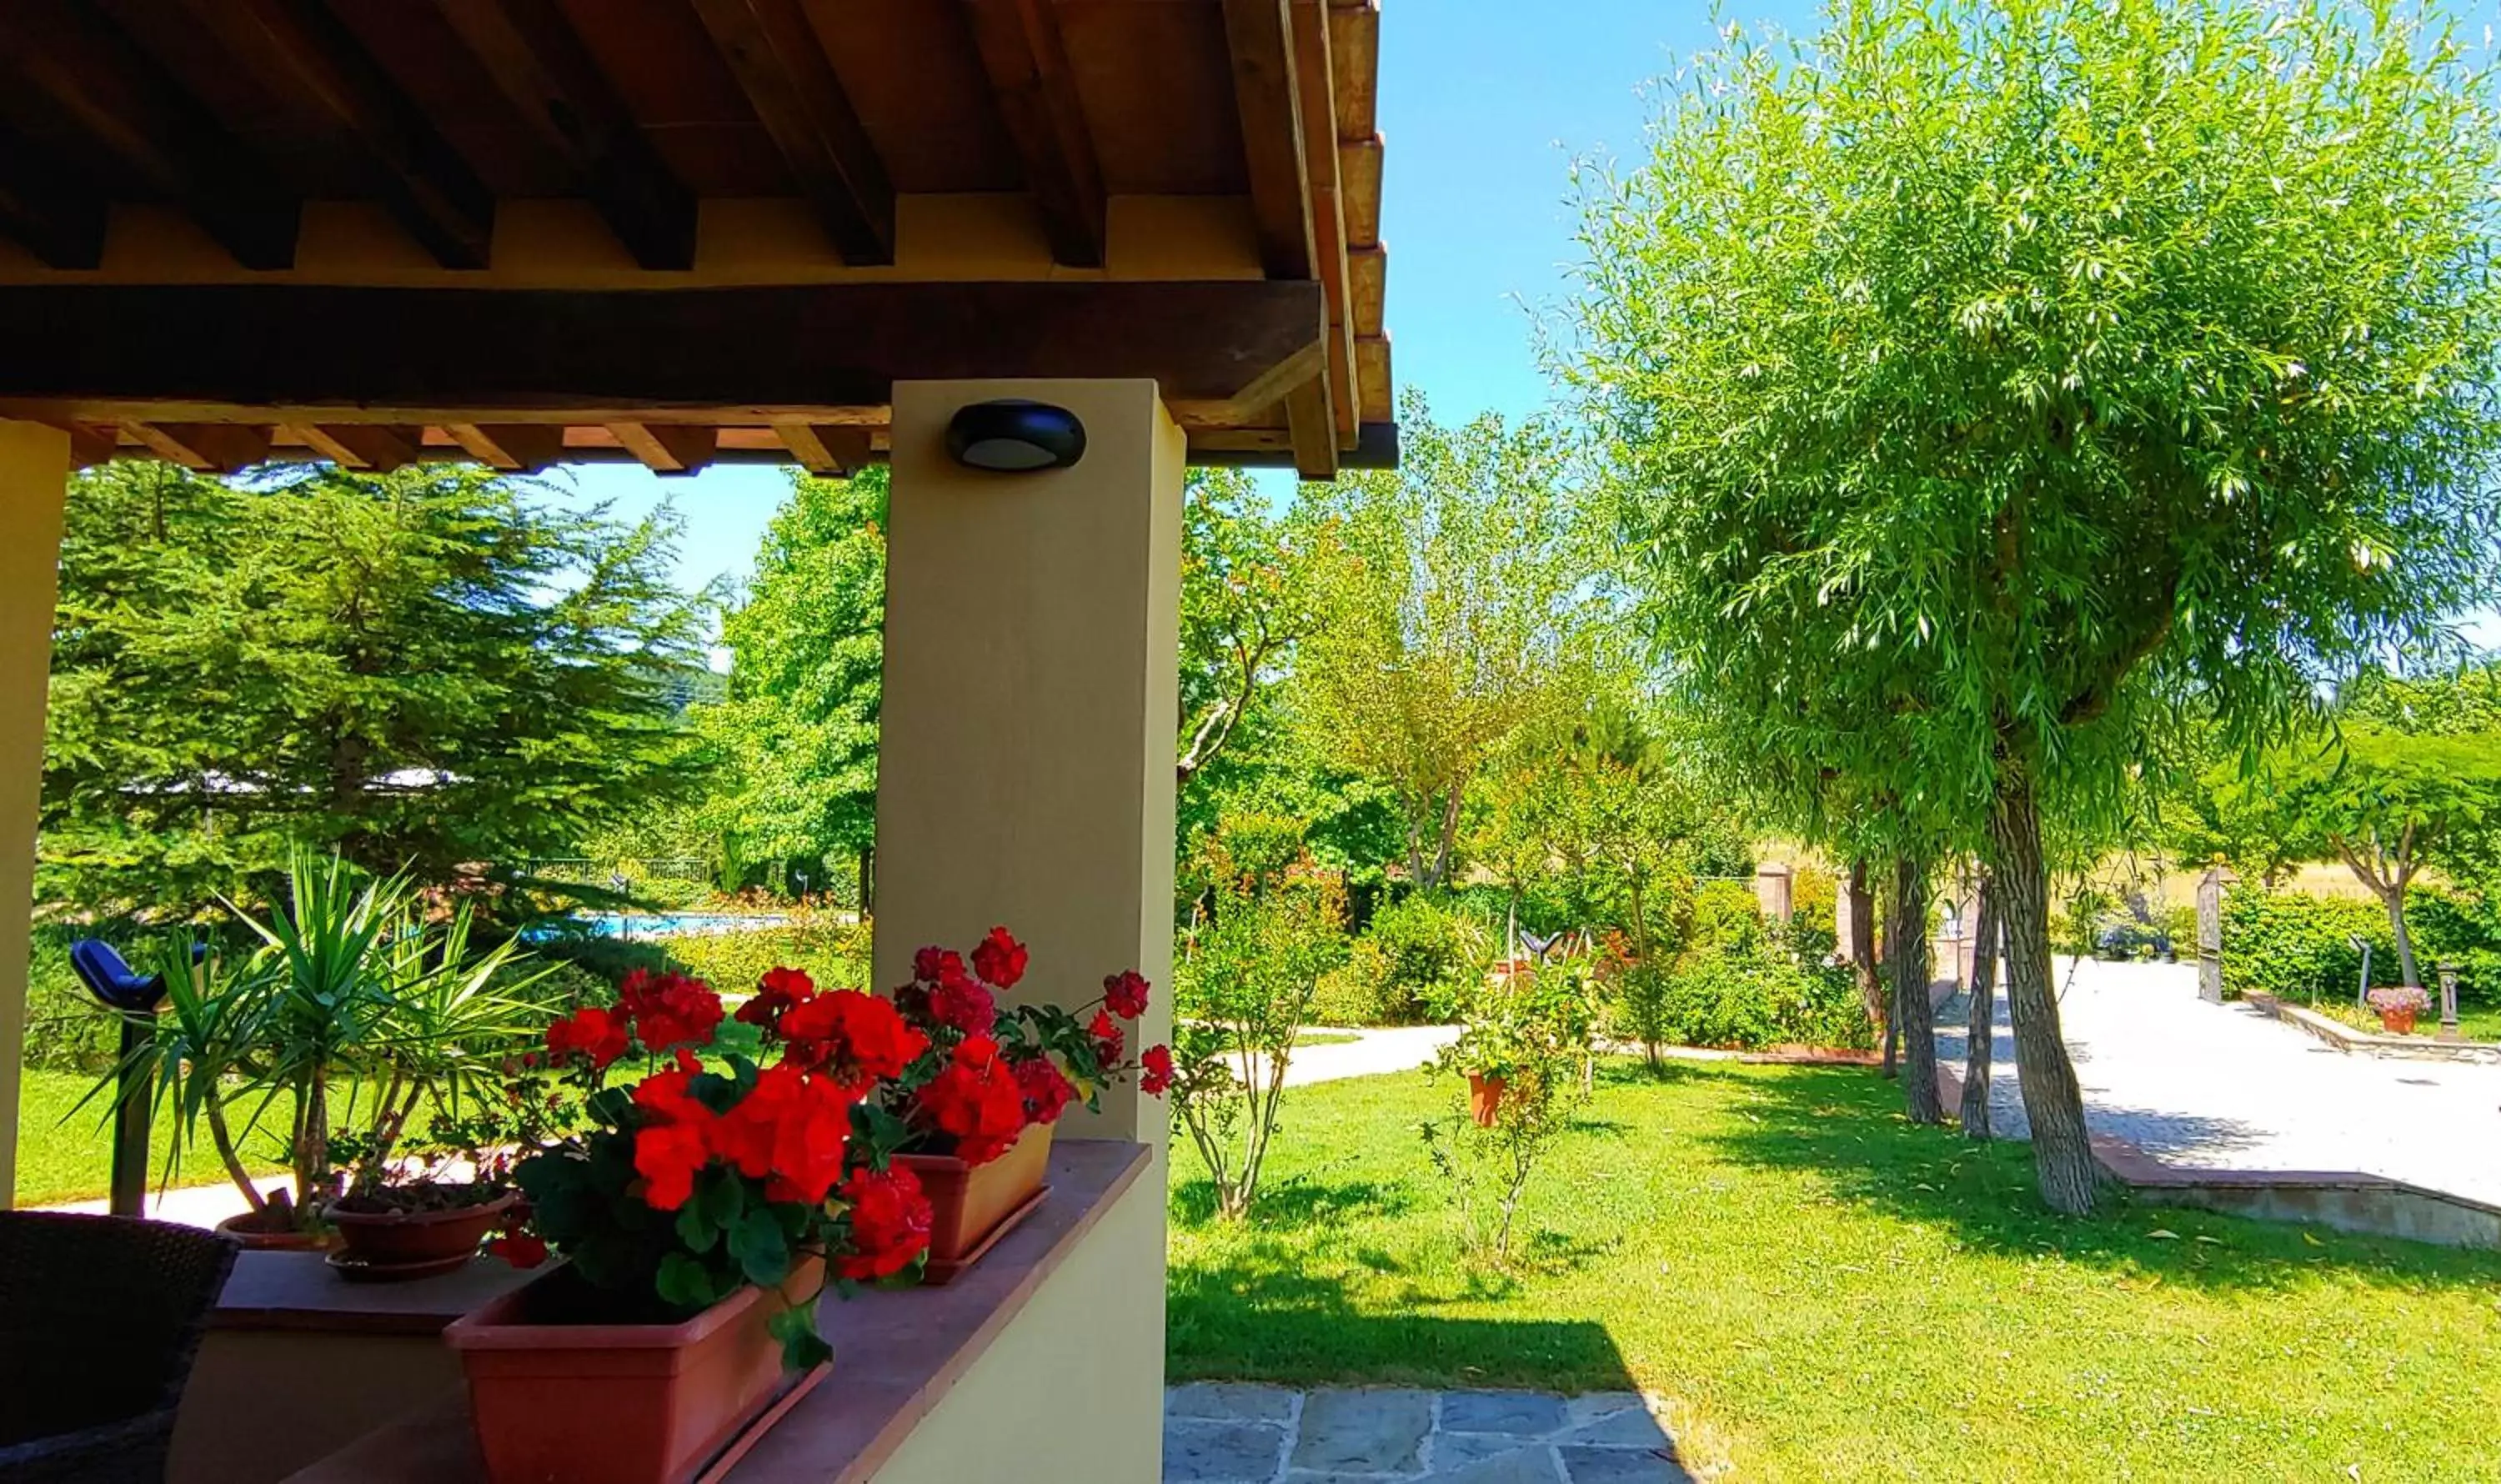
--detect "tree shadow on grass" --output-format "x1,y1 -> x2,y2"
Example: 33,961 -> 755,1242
1170,1170 -> 1420,1227
1677,1057 -> 2501,1292
1166,1230 -> 1649,1396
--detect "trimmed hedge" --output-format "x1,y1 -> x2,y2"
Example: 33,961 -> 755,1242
2223,887 -> 2501,1007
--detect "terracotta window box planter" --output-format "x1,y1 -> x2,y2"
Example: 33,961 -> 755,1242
444,1255 -> 823,1484
895,1121 -> 1053,1283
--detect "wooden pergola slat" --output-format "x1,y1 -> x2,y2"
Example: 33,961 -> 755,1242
1218,0 -> 1316,282
0,0 -> 300,271
690,0 -> 897,266
179,0 -> 496,270
962,0 -> 1107,269
431,0 -> 697,272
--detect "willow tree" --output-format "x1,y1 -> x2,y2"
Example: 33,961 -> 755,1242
1571,0 -> 2501,1212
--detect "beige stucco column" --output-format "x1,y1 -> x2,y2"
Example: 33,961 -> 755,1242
0,422 -> 70,1209
870,379 -> 1180,1483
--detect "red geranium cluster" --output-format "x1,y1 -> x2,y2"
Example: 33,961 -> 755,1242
515,964 -> 937,1331
885,929 -> 1171,1166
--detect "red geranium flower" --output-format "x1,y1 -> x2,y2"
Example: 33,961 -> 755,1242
629,1049 -> 718,1210
1102,970 -> 1150,1020
835,1164 -> 933,1281
618,970 -> 724,1053
1086,1008 -> 1124,1067
930,968 -> 998,1036
913,946 -> 965,984
1139,1044 -> 1175,1096
971,927 -> 1029,990
779,989 -> 929,1085
1012,1054 -> 1079,1125
913,1035 -> 1030,1166
738,965 -> 815,1028
546,1005 -> 629,1070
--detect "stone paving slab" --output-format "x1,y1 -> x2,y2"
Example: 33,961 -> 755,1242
1167,1386 -> 1692,1483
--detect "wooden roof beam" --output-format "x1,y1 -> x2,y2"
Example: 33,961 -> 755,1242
774,420 -> 870,476
0,118 -> 106,269
963,0 -> 1106,268
433,0 -> 697,272
179,0 -> 494,269
1219,0 -> 1316,281
446,423 -> 565,473
0,0 -> 299,270
124,422 -> 270,474
288,423 -> 419,471
690,0 -> 895,265
608,423 -> 716,475
1291,0 -> 1356,445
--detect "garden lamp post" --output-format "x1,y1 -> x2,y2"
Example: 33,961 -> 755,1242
2349,935 -> 2373,1011
66,940 -> 173,1217
2438,963 -> 2461,1042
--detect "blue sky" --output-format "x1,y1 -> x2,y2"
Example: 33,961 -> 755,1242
549,1 -> 1828,604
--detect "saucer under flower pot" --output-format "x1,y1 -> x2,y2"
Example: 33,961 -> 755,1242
895,1121 -> 1054,1283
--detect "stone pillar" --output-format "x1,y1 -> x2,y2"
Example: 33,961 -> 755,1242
2438,962 -> 2461,1042
2196,865 -> 2232,1005
0,422 -> 70,1209
875,380 -> 1178,1482
1753,863 -> 1792,924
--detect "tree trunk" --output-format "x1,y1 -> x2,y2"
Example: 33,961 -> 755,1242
1988,772 -> 2099,1215
1962,875 -> 1998,1138
858,846 -> 875,918
1847,859 -> 1885,1053
2383,885 -> 2421,989
1889,854 -> 1942,1122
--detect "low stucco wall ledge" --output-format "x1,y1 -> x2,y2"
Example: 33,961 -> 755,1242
283,1138 -> 1155,1484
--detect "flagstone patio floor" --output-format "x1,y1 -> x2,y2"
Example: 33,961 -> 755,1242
1164,1385 -> 1694,1483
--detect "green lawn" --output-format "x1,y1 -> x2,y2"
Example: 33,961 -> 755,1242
1166,1060 -> 2501,1481
2308,998 -> 2501,1044
1296,1030 -> 1364,1047
15,1067 -> 285,1207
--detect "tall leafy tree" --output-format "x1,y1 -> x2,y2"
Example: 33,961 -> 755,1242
43,461 -> 709,915
695,468 -> 889,897
1571,0 -> 2501,1211
1291,397 -> 1608,890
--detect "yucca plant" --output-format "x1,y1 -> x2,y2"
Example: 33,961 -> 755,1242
92,848 -> 548,1226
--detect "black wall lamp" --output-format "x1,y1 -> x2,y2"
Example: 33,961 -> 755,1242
945,399 -> 1087,472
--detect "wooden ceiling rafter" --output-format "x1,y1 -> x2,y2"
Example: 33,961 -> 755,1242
1291,0 -> 1356,454
288,422 -> 420,472
431,0 -> 697,271
445,423 -> 566,474
177,0 -> 495,270
690,0 -> 897,266
962,0 -> 1108,268
608,422 -> 718,475
0,0 -> 301,270
0,118 -> 107,270
123,422 -> 272,475
1217,0 -> 1316,282
773,420 -> 871,476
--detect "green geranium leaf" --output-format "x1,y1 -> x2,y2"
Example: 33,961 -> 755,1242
729,1207 -> 790,1287
656,1250 -> 717,1310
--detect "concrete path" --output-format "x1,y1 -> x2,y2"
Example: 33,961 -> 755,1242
1935,956 -> 2501,1206
1165,1385 -> 1692,1483
1281,1025 -> 1460,1088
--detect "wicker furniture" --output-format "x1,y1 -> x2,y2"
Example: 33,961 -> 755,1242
0,1212 -> 238,1482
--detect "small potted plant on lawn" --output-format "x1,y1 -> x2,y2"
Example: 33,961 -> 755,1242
1436,960 -> 1596,1127
735,928 -> 1170,1283
2368,984 -> 2429,1035
455,967 -> 935,1484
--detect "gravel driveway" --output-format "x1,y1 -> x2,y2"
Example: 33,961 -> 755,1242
1935,956 -> 2501,1207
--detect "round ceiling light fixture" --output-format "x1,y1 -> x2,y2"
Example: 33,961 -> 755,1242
945,399 -> 1088,473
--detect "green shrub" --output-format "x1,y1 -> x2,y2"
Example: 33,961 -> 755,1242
529,918 -> 872,1000
23,922 -> 137,1073
1653,941 -> 1872,1051
1688,880 -> 1765,952
1317,893 -> 1491,1026
2222,890 -> 2393,1002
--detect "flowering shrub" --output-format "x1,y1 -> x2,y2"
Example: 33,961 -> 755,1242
2366,984 -> 2430,1015
507,968 -> 935,1369
870,929 -> 1170,1164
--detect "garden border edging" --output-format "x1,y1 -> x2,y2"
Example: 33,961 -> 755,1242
2241,990 -> 2501,1065
1932,1060 -> 2501,1251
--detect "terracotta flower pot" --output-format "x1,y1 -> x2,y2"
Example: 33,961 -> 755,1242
1467,1072 -> 1507,1128
895,1120 -> 1052,1282
445,1256 -> 824,1484
328,1189 -> 514,1280
216,1206 -> 327,1251
2379,1007 -> 2419,1035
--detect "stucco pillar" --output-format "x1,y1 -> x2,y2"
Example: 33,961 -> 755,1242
871,381 -> 1178,1484
0,422 -> 69,1209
